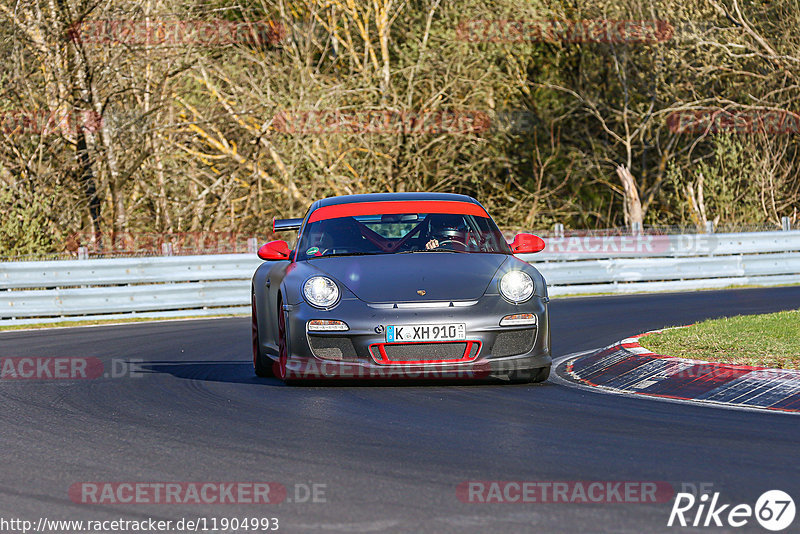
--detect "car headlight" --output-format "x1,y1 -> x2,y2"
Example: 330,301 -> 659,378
303,276 -> 340,308
499,271 -> 534,303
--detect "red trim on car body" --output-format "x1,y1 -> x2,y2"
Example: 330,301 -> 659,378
368,340 -> 482,365
307,200 -> 490,223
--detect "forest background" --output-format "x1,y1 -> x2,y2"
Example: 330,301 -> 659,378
1,0 -> 798,256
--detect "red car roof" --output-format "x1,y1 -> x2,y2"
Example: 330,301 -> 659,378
307,200 -> 490,223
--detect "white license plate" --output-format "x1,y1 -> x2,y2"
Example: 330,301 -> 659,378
386,323 -> 466,343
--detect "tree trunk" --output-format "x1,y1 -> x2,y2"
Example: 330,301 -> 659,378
616,164 -> 644,228
75,128 -> 102,245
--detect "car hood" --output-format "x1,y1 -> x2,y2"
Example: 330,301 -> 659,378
307,253 -> 508,303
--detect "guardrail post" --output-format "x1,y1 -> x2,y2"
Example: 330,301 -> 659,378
247,237 -> 258,254
161,242 -> 174,256
705,221 -> 715,233
631,222 -> 642,236
782,216 -> 791,231
78,246 -> 88,260
553,223 -> 565,238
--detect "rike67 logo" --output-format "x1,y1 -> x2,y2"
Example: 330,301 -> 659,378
668,490 -> 795,531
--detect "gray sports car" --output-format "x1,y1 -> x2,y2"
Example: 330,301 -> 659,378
251,192 -> 551,383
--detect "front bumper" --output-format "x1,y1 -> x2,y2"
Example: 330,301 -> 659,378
272,294 -> 551,380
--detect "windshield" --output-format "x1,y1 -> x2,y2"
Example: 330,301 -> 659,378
296,211 -> 511,260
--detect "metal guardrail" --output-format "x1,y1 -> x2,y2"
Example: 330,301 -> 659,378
518,230 -> 800,296
520,231 -> 800,260
1,231 -> 799,325
0,255 -> 261,289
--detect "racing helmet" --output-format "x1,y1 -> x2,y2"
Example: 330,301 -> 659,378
428,214 -> 468,243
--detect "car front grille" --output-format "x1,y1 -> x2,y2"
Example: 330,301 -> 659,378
308,336 -> 358,361
492,329 -> 536,358
370,341 -> 480,364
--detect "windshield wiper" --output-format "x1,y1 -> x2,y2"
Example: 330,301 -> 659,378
310,251 -> 383,258
396,249 -> 470,254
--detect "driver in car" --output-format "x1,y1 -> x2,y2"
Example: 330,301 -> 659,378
305,217 -> 368,257
425,214 -> 470,250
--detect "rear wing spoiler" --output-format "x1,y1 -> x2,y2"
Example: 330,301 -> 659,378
272,217 -> 303,232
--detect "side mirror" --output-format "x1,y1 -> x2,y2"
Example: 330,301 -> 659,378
509,233 -> 545,254
257,240 -> 291,260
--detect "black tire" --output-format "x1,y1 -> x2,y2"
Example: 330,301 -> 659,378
252,293 -> 275,378
276,297 -> 302,384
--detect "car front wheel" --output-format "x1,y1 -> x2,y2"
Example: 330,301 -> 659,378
276,299 -> 295,383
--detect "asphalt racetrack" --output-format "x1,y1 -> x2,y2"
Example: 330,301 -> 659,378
1,286 -> 799,533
